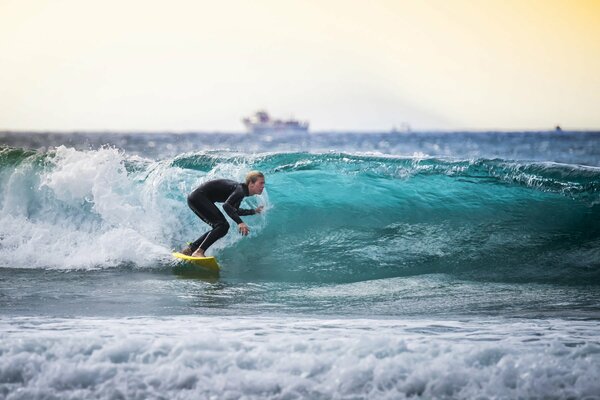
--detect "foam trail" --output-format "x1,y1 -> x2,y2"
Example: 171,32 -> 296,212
1,316 -> 599,400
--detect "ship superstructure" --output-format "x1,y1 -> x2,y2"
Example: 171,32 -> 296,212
242,111 -> 309,134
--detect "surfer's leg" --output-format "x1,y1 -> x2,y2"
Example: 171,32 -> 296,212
187,194 -> 230,254
201,219 -> 229,249
184,231 -> 208,254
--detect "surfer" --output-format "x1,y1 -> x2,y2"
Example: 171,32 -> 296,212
181,171 -> 265,257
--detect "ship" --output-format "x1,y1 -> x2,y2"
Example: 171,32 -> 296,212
242,110 -> 309,134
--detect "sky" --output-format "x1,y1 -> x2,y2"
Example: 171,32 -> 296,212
1,0 -> 599,132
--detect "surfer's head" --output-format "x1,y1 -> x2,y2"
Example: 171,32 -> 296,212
246,171 -> 265,195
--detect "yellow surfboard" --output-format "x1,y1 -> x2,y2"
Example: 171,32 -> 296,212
172,252 -> 220,272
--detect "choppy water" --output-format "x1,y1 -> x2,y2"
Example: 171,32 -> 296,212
1,131 -> 599,399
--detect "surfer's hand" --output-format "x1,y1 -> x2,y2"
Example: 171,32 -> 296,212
238,223 -> 250,236
255,206 -> 264,214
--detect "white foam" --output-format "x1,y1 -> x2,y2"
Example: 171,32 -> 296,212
0,147 -> 267,269
0,147 -> 164,268
1,316 -> 599,399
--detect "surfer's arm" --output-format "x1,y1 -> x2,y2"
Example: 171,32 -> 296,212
222,203 -> 245,224
223,187 -> 255,224
235,207 -> 262,236
237,208 -> 257,216
223,202 -> 252,236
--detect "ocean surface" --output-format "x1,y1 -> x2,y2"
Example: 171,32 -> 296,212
1,130 -> 599,399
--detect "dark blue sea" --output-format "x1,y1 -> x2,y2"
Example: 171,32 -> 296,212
1,130 -> 599,399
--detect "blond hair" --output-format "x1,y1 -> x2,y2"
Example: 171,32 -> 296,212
245,171 -> 265,185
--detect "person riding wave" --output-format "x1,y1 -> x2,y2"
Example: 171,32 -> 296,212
181,171 -> 265,257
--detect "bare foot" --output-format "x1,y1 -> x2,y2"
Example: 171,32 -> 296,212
181,246 -> 193,256
191,249 -> 205,258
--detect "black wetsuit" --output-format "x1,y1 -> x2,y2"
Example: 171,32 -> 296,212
187,179 -> 256,252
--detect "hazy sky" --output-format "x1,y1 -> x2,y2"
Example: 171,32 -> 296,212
1,0 -> 599,132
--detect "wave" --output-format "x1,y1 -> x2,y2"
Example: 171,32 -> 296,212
2,316 -> 599,400
1,145 -> 599,284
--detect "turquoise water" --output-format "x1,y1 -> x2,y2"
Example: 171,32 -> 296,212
1,132 -> 599,398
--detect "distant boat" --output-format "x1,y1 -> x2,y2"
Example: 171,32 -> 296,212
242,110 -> 309,134
390,122 -> 412,134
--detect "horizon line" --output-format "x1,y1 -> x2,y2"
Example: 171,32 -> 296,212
2,128 -> 600,135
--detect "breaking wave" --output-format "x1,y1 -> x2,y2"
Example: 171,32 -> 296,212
1,146 -> 599,284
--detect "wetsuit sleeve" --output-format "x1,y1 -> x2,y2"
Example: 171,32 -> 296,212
222,186 -> 255,224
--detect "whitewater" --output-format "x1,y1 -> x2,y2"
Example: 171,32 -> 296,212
1,131 -> 599,399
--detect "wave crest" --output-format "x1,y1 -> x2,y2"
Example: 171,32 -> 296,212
0,147 -> 598,283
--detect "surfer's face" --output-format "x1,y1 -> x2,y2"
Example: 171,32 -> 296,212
249,177 -> 265,195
